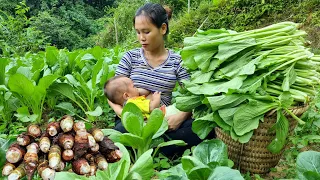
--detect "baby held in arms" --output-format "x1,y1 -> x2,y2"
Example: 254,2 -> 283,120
104,75 -> 167,119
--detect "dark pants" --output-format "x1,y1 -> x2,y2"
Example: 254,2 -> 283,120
114,116 -> 216,157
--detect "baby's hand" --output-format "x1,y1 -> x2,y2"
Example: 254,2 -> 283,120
152,91 -> 161,100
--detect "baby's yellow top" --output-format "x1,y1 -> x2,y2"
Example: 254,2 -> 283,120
127,96 -> 151,119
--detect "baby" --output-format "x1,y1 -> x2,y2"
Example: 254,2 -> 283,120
104,75 -> 164,118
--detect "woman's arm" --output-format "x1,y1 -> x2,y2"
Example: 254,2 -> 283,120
108,99 -> 123,117
166,111 -> 191,131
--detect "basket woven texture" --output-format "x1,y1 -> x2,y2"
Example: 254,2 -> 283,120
215,105 -> 309,174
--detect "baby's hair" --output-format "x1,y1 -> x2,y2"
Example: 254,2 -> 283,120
104,75 -> 128,104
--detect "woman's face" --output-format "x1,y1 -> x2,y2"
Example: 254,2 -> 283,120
134,15 -> 166,51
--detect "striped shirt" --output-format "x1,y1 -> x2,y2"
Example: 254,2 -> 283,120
116,48 -> 190,106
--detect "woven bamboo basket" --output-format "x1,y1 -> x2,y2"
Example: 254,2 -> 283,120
215,105 -> 309,174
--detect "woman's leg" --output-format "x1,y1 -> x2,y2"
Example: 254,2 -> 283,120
114,116 -> 127,133
160,117 -> 204,157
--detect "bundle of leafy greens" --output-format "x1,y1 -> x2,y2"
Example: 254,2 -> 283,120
176,22 -> 320,153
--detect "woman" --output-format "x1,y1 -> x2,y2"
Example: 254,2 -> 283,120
108,2 -> 203,156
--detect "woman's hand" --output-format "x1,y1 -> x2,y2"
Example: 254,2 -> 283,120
166,111 -> 191,131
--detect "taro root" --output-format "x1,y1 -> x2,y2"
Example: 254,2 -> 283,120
55,161 -> 65,172
95,154 -> 108,170
84,153 -> 95,163
47,122 -> 61,137
73,121 -> 85,132
17,133 -> 31,146
89,161 -> 97,176
24,143 -> 39,168
60,115 -> 74,132
90,143 -> 99,153
6,143 -> 26,163
99,137 -> 121,163
73,129 -> 89,159
105,149 -> 122,163
58,133 -> 74,149
27,125 -> 41,138
85,153 -> 97,175
39,136 -> 51,153
87,134 -> 96,148
91,128 -> 104,142
37,158 -> 55,180
62,149 -> 74,161
48,145 -> 61,169
2,163 -> 15,176
72,158 -> 90,175
99,137 -> 119,154
8,163 -> 26,180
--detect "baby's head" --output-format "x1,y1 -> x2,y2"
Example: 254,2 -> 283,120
104,76 -> 139,105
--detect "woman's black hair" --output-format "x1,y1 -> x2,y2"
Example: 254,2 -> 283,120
134,3 -> 171,35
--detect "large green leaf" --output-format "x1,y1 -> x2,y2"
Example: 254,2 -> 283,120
120,133 -> 144,149
192,113 -> 216,139
37,74 -> 59,96
214,38 -> 256,65
282,63 -> 296,91
92,46 -> 103,60
55,102 -> 76,116
204,94 -> 247,112
218,107 -> 240,126
50,83 -> 76,101
16,66 -> 33,80
175,95 -> 202,112
267,110 -> 289,153
45,46 -> 59,67
296,151 -> 320,180
121,103 -> 144,122
238,73 -> 264,93
8,73 -> 35,97
152,119 -> 168,139
101,129 -> 122,143
193,139 -> 229,166
91,58 -> 103,90
122,112 -> 143,136
208,166 -> 244,180
186,76 -> 245,95
188,166 -> 212,180
190,71 -> 214,84
233,100 -> 278,136
230,129 -> 253,143
142,109 -> 164,140
180,46 -> 199,70
193,47 -> 217,71
181,156 -> 207,174
86,106 -> 103,117
127,149 -> 154,180
64,74 -> 80,87
214,49 -> 255,79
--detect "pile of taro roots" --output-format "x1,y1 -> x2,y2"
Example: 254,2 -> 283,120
2,115 -> 122,180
